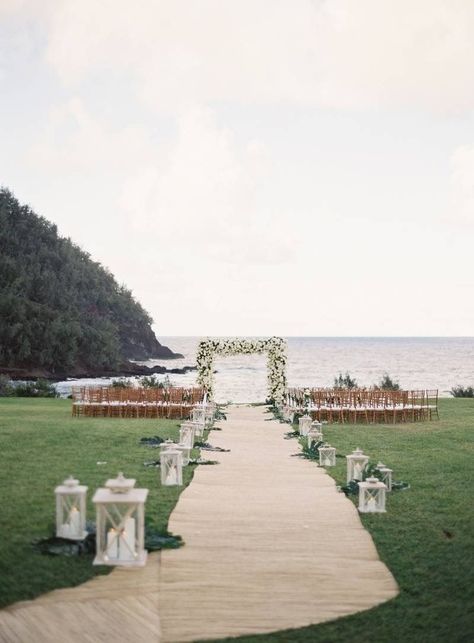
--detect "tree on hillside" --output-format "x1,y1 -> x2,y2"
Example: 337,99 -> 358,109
0,188 -> 173,371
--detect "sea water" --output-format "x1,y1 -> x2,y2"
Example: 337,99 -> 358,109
57,337 -> 474,403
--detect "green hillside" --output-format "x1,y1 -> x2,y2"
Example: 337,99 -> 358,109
0,188 -> 177,374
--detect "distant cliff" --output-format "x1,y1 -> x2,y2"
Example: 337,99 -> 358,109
0,188 -> 182,376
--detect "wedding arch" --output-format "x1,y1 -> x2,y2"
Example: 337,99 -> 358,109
196,337 -> 287,404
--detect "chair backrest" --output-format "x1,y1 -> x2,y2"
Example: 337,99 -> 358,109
426,389 -> 438,406
169,387 -> 184,403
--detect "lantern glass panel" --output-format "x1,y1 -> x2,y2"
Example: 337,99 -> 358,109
380,468 -> 393,491
177,444 -> 191,466
346,449 -> 369,482
160,450 -> 183,486
307,429 -> 323,449
186,418 -> 204,437
358,478 -> 386,513
299,415 -> 312,436
192,407 -> 207,425
55,477 -> 87,541
93,480 -> 148,567
318,446 -> 336,467
179,423 -> 195,447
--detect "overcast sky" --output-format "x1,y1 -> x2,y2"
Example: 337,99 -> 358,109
1,1 -> 473,337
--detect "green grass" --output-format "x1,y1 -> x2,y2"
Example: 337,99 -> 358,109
209,398 -> 474,643
0,398 -> 199,608
1,399 -> 473,642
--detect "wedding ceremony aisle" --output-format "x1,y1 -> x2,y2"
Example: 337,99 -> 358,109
0,405 -> 398,642
158,404 -> 397,641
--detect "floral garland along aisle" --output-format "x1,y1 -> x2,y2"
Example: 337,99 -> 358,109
196,337 -> 287,405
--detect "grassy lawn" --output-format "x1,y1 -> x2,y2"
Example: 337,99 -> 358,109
213,398 -> 473,643
1,399 -> 473,642
0,398 -> 199,608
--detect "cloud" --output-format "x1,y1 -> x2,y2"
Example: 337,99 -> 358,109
449,145 -> 474,226
119,105 -> 296,265
38,0 -> 474,114
27,97 -> 154,174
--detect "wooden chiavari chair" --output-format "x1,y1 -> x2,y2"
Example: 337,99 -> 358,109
104,387 -> 123,418
87,387 -> 105,417
426,390 -> 439,420
414,390 -> 426,422
167,387 -> 184,419
71,386 -> 86,416
123,388 -> 141,418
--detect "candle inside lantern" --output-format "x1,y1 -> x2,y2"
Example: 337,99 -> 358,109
118,517 -> 136,561
166,464 -> 177,485
366,495 -> 377,512
106,528 -> 118,559
323,456 -> 331,466
68,506 -> 81,538
59,523 -> 71,538
353,462 -> 362,479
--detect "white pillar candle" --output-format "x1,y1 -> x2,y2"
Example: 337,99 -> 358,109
166,464 -> 177,485
119,517 -> 136,561
324,456 -> 331,466
353,462 -> 362,480
106,528 -> 118,559
59,523 -> 71,538
366,495 -> 377,512
69,506 -> 81,538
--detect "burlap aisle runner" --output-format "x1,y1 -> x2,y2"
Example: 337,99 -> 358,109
158,405 -> 398,641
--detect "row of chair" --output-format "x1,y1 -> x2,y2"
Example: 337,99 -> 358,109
71,386 -> 205,419
284,387 -> 439,424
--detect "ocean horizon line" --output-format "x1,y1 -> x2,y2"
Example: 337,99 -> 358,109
158,335 -> 474,340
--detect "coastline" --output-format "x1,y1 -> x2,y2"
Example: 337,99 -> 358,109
0,360 -> 196,382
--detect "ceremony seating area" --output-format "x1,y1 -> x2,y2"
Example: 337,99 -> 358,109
285,388 -> 439,424
71,386 -> 205,419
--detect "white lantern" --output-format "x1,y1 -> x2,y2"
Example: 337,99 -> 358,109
159,438 -> 191,465
186,417 -> 205,437
346,447 -> 369,483
179,422 -> 196,447
176,444 -> 191,466
192,405 -> 215,427
358,477 -> 387,513
160,449 -> 183,486
55,476 -> 88,540
318,444 -> 336,467
298,414 -> 312,436
160,438 -> 176,453
377,461 -> 393,492
93,473 -> 148,567
307,426 -> 323,449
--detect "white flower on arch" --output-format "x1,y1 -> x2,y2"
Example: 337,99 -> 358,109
196,337 -> 287,405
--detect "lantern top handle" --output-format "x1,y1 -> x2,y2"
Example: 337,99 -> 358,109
63,475 -> 80,487
105,472 -> 136,494
361,476 -> 387,488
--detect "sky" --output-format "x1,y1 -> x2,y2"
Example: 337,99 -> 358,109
1,0 -> 473,337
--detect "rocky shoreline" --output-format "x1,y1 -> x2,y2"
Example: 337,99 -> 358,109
0,361 -> 197,382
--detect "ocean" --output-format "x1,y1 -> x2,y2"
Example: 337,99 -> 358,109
56,337 -> 474,403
